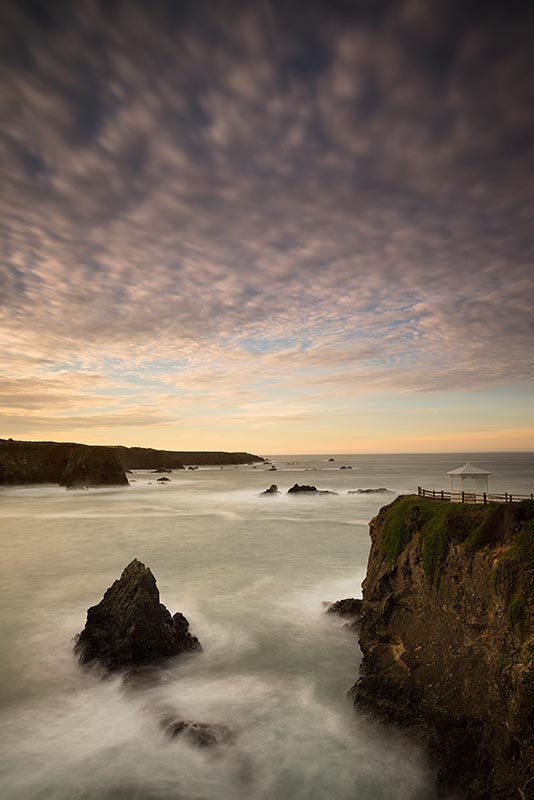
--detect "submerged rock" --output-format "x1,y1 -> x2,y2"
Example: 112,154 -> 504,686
260,484 -> 280,495
75,559 -> 201,672
287,483 -> 338,496
60,447 -> 129,490
163,717 -> 236,748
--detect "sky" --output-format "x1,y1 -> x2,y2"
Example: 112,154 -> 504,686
0,0 -> 533,455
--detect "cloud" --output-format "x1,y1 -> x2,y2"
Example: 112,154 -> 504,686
0,0 -> 532,442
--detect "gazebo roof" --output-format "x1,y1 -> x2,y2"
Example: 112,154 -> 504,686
447,462 -> 491,476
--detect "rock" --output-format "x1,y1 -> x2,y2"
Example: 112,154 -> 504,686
268,466 -> 277,471
163,718 -> 236,748
260,484 -> 280,495
153,468 -> 172,473
339,465 -> 352,469
287,483 -> 338,496
347,488 -> 393,494
328,458 -> 335,461
75,559 -> 201,672
187,466 -> 199,470
60,447 -> 129,490
156,476 -> 171,482
326,598 -> 362,618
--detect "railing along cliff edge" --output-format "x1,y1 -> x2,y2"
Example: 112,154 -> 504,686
417,487 -> 534,504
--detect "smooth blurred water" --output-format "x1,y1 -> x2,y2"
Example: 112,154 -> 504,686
0,452 -> 531,799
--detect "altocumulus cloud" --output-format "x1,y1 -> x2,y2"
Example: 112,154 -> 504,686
0,0 -> 533,436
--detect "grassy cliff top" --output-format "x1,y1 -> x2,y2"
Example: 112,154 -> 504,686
376,494 -> 534,591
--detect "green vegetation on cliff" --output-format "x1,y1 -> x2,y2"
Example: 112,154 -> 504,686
378,495 -> 534,590
492,513 -> 534,626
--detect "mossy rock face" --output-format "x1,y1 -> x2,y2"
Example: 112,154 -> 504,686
492,514 -> 534,626
377,495 -> 534,589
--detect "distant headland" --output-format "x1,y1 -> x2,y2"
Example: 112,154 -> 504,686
0,438 -> 264,488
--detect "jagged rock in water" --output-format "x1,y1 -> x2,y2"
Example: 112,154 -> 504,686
60,447 -> 129,489
326,598 -> 362,618
260,484 -> 280,495
156,476 -> 171,482
287,483 -> 338,495
339,465 -> 352,469
75,559 -> 201,671
163,717 -> 236,748
347,488 -> 393,494
153,468 -> 172,473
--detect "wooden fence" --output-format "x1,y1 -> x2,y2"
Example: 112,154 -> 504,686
417,486 -> 534,504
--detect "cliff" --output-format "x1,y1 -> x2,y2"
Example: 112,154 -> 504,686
111,446 -> 264,469
0,438 -> 264,486
0,439 -> 128,488
353,495 -> 534,800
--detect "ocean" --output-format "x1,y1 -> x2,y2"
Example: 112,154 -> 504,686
0,452 -> 532,800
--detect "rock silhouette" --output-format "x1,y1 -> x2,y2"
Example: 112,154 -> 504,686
287,483 -> 338,495
75,559 -> 201,671
260,484 -> 280,495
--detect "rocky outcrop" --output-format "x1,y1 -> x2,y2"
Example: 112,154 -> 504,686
287,483 -> 338,495
352,495 -> 534,799
0,439 -> 128,488
260,484 -> 280,495
60,447 -> 129,489
76,559 -> 201,672
347,487 -> 393,494
156,476 -> 171,482
326,598 -> 362,618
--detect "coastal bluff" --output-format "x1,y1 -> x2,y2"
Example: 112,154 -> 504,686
353,495 -> 534,799
0,439 -> 128,488
111,445 -> 264,469
0,438 -> 264,487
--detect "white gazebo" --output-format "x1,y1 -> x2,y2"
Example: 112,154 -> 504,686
447,462 -> 491,500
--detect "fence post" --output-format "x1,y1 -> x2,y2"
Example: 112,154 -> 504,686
433,489 -> 435,498
461,490 -> 465,503
505,492 -> 508,502
483,492 -> 487,504
510,494 -> 513,503
441,491 -> 444,500
418,486 -> 421,496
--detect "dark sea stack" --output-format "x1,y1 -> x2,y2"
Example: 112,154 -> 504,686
287,483 -> 338,495
60,447 -> 129,489
353,495 -> 534,799
260,484 -> 280,495
76,559 -> 201,672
